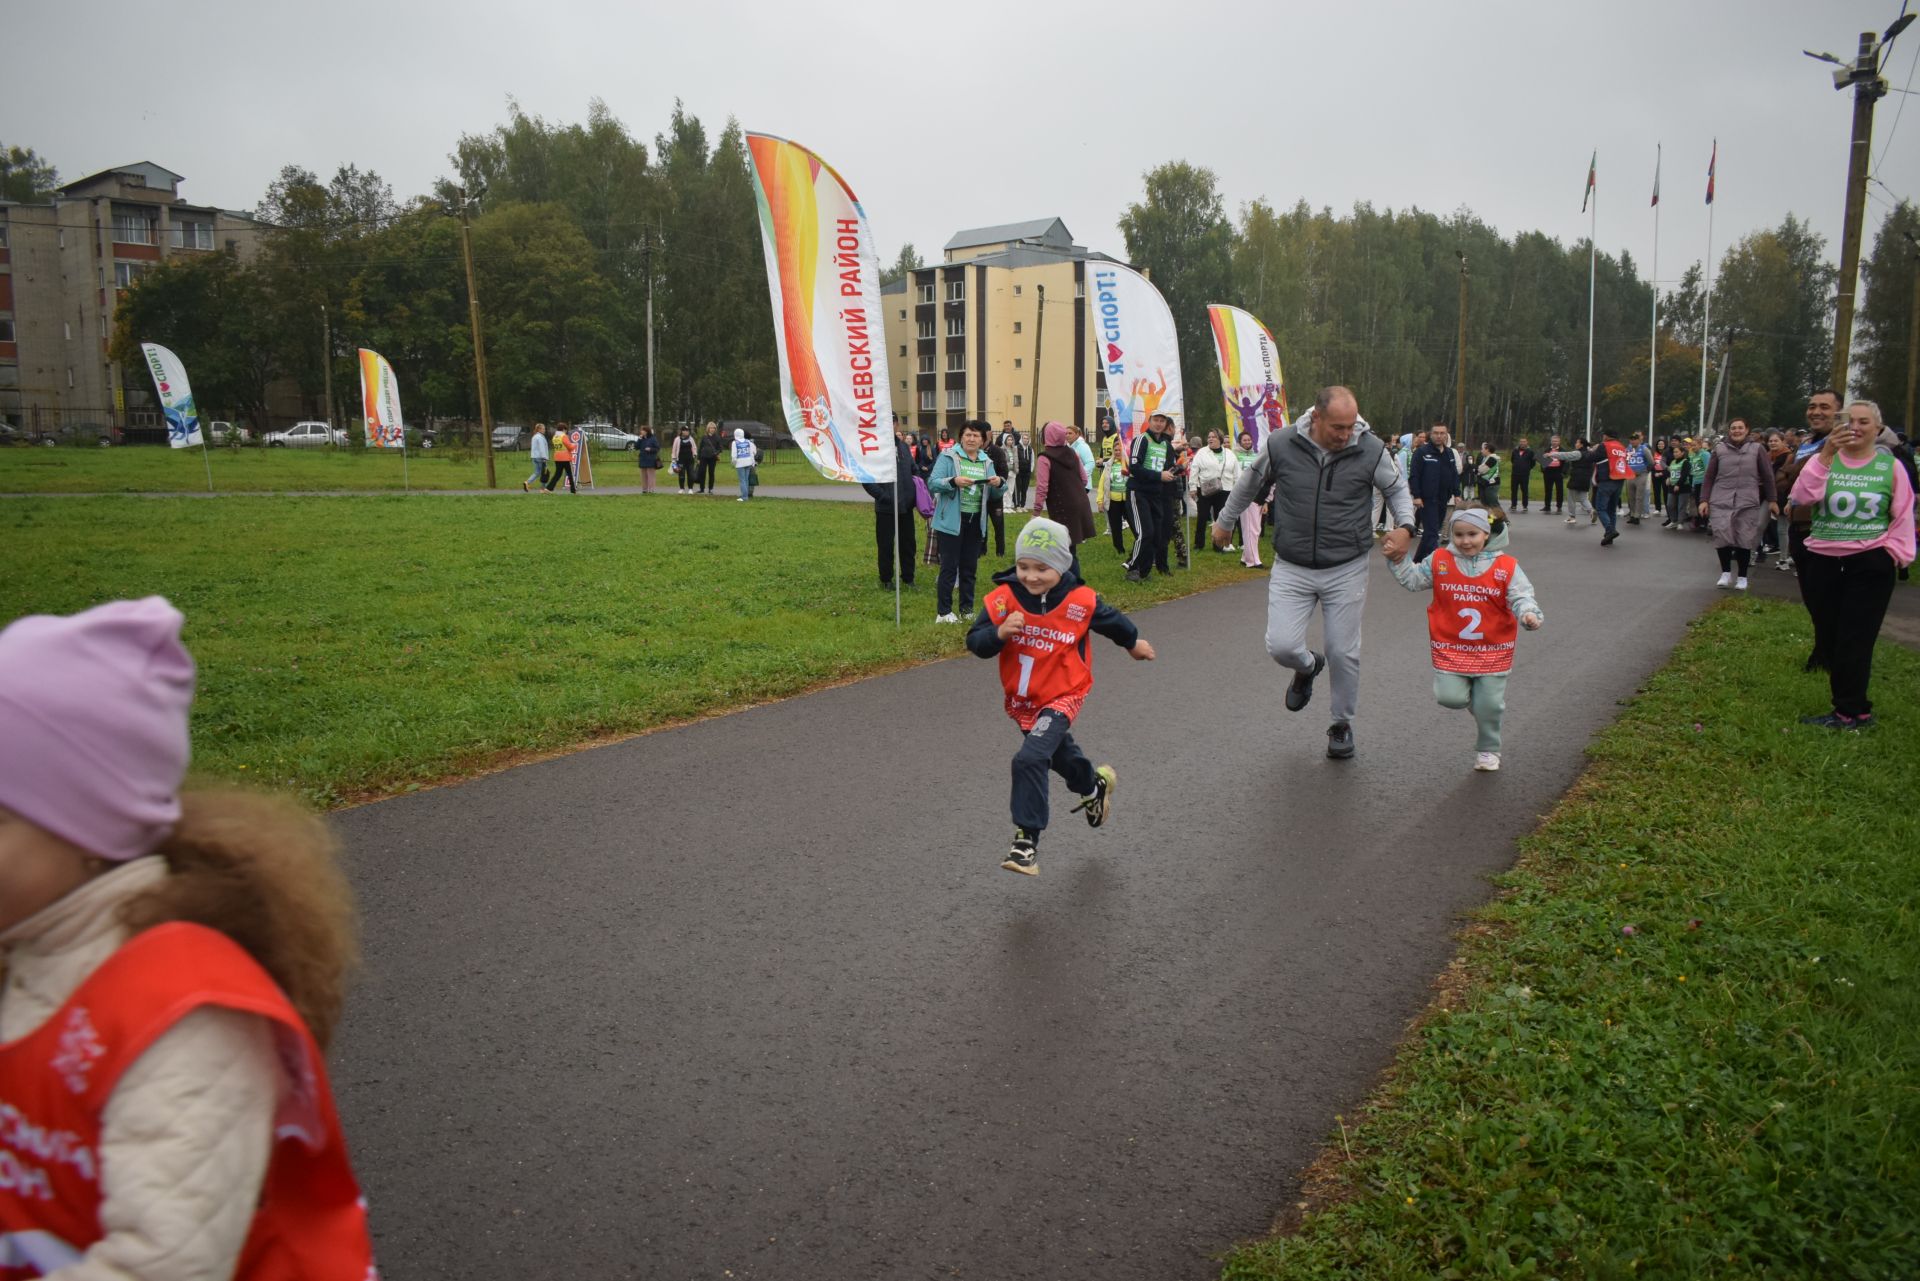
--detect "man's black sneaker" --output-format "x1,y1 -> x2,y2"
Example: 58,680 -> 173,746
1072,766 -> 1117,828
1002,833 -> 1039,876
1326,721 -> 1355,759
1285,652 -> 1326,712
1799,712 -> 1846,729
1601,531 -> 1617,546
1125,568 -> 1146,583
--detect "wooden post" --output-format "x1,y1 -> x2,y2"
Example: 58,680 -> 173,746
458,188 -> 497,488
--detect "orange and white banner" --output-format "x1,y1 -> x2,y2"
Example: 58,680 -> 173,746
746,133 -> 896,485
357,349 -> 404,448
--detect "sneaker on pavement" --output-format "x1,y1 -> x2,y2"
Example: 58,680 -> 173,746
1474,751 -> 1501,771
1601,531 -> 1617,546
934,612 -> 959,624
1565,516 -> 1576,525
1002,833 -> 1039,876
1734,576 -> 1748,591
1326,720 -> 1355,759
1715,571 -> 1733,588
1073,765 -> 1117,828
1285,652 -> 1326,712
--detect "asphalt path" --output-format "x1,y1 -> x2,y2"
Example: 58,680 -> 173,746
329,510 -> 1719,1279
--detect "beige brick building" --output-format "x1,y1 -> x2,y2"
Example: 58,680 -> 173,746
0,162 -> 266,435
880,218 -> 1121,437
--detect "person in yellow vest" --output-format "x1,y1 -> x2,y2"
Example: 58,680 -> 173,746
545,422 -> 577,493
0,598 -> 375,1277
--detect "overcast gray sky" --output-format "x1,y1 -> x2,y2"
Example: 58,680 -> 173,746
12,0 -> 1918,295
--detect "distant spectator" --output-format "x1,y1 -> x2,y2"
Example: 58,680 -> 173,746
697,422 -> 722,494
544,423 -> 577,493
635,426 -> 660,493
523,422 -> 550,493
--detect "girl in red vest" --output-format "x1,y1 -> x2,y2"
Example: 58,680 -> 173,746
0,598 -> 376,1279
1388,507 -> 1543,772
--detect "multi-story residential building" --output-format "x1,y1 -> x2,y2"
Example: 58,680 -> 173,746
0,161 -> 266,435
880,217 -> 1121,436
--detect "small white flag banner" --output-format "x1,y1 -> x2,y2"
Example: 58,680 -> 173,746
139,343 -> 202,448
358,348 -> 405,448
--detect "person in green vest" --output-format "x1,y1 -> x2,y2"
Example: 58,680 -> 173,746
1787,399 -> 1915,730
1102,427 -> 1132,556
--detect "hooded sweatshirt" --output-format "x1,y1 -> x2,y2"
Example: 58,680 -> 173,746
1217,409 -> 1412,569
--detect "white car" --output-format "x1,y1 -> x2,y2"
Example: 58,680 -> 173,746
577,422 -> 639,451
208,421 -> 252,444
265,421 -> 347,448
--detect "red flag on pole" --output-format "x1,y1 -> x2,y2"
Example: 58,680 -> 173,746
1582,150 -> 1597,212
1705,140 -> 1716,205
1651,144 -> 1661,207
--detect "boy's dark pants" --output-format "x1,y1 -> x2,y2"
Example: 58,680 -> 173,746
1012,709 -> 1096,834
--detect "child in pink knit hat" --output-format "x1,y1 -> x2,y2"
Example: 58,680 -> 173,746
0,597 -> 376,1278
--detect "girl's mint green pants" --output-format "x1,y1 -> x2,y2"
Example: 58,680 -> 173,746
1434,670 -> 1509,752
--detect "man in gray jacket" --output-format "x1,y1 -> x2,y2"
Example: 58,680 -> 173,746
1213,386 -> 1414,759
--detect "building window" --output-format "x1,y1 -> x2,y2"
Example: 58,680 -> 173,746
0,318 -> 13,343
946,389 -> 966,411
918,355 -> 935,374
0,225 -> 7,249
946,279 -> 965,302
918,283 -> 934,303
900,379 -> 907,391
111,208 -> 156,245
68,367 -> 76,389
898,344 -> 906,357
1013,394 -> 1023,407
947,351 -> 965,372
64,321 -> 72,341
917,319 -> 934,339
920,389 -> 936,412
114,262 -> 150,289
898,309 -> 906,320
945,316 -> 964,338
1013,284 -> 1022,296
1013,321 -> 1022,334
1014,358 -> 1023,369
169,220 -> 213,250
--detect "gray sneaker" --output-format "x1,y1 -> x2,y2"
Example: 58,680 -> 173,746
1326,721 -> 1355,759
1285,653 -> 1326,712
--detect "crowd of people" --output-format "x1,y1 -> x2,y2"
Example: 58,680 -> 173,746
518,421 -> 763,499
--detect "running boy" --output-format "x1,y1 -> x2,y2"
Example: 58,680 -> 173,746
967,518 -> 1156,875
1388,507 -> 1543,771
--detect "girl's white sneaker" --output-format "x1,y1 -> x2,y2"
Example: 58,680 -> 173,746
1474,752 -> 1501,772
1734,576 -> 1749,590
1715,571 -> 1733,588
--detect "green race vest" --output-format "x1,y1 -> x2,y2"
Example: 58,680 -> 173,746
1234,448 -> 1257,470
956,451 -> 988,514
1108,462 -> 1128,500
1144,438 -> 1168,472
1810,452 -> 1896,543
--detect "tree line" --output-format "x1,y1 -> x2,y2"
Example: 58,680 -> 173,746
8,122 -> 1914,442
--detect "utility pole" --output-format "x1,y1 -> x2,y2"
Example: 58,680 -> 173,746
320,302 -> 334,437
1905,231 -> 1920,434
644,232 -> 657,432
1454,252 -> 1468,436
1028,284 -> 1045,445
1814,14 -> 1914,393
457,187 -> 497,488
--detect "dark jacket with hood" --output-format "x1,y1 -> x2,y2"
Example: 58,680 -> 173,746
862,437 -> 918,515
965,565 -> 1139,662
1037,421 -> 1096,544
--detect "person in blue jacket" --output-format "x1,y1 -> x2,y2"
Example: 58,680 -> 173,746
1408,422 -> 1462,562
928,420 -> 1002,623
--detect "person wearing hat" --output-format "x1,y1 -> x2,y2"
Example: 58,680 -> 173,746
967,518 -> 1156,876
1388,507 -> 1544,772
0,598 -> 375,1276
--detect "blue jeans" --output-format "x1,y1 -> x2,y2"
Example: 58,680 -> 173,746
1594,479 -> 1622,535
526,459 -> 547,487
737,467 -> 754,499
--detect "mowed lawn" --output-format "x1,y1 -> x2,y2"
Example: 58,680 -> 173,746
1,492 -> 1250,805
0,444 -> 839,493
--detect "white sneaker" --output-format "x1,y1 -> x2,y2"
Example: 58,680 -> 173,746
1223,544 -> 1237,553
1564,516 -> 1576,525
1474,752 -> 1501,772
934,612 -> 959,624
1715,571 -> 1733,588
1734,576 -> 1748,591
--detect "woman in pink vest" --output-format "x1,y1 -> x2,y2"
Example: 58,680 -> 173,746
0,598 -> 375,1279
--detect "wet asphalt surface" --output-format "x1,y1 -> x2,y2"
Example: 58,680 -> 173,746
329,507 -> 1722,1279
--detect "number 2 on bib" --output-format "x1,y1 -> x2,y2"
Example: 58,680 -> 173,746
1457,608 -> 1484,641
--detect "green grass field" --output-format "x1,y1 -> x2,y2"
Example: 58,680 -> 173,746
1223,599 -> 1920,1279
0,443 -> 840,493
0,492 -> 1245,806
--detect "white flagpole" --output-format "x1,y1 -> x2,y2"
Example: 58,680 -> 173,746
893,442 -> 902,628
401,430 -> 410,492
199,429 -> 213,493
1649,144 -> 1661,440
1585,176 -> 1598,443
1698,143 -> 1716,439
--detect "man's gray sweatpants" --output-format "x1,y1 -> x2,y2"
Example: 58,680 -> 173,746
1265,554 -> 1370,724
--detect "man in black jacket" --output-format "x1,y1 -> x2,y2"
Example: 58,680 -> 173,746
1123,414 -> 1181,581
1408,423 -> 1461,562
863,428 -> 919,589
1509,437 -> 1536,511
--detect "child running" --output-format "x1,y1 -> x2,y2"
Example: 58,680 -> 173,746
0,598 -> 376,1278
967,518 -> 1156,875
1389,507 -> 1543,771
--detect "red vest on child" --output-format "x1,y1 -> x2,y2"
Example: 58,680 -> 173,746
0,922 -> 376,1279
983,583 -> 1098,730
1426,549 -> 1519,675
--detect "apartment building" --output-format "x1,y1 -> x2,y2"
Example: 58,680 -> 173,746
880,217 -> 1119,436
0,161 -> 265,433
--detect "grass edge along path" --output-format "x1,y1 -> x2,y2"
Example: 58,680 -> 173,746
1223,597 -> 1920,1280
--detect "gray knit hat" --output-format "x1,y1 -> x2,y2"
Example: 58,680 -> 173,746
1014,518 -> 1075,574
1450,507 -> 1492,535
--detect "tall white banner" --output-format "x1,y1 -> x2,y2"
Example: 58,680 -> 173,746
745,132 -> 896,485
358,348 -> 405,448
1206,304 -> 1288,449
139,343 -> 202,448
1086,260 -> 1183,449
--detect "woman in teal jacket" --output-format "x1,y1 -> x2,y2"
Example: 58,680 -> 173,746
928,420 -> 1001,624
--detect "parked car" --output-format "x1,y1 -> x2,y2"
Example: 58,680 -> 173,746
209,421 -> 252,445
264,421 -> 347,448
491,423 -> 528,451
577,422 -> 639,451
